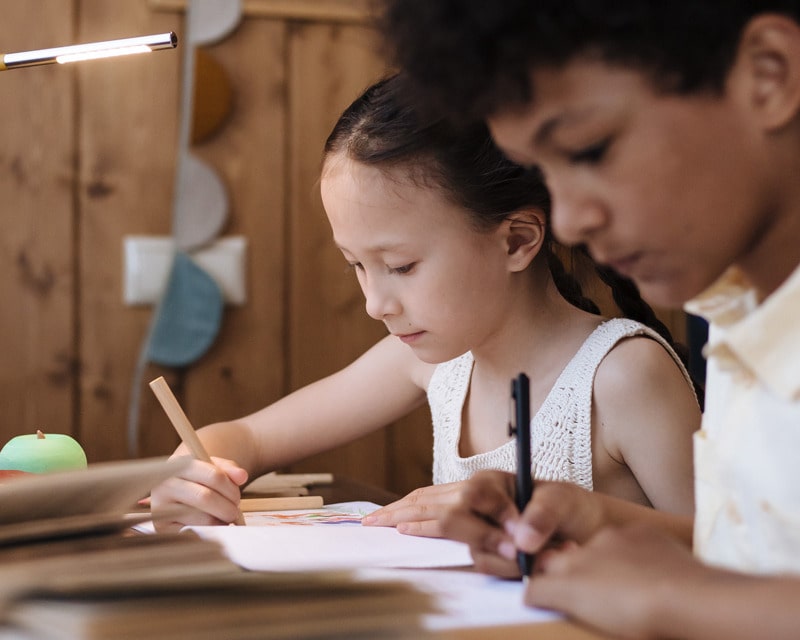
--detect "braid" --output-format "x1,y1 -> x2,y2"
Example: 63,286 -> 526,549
586,254 -> 705,406
594,266 -> 674,344
545,244 -> 601,316
547,243 -> 705,406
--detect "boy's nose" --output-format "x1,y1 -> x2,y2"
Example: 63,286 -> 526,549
550,190 -> 608,248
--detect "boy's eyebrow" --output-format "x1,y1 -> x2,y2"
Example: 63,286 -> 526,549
533,106 -> 596,148
534,116 -> 563,147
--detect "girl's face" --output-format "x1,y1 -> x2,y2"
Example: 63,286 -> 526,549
488,59 -> 781,306
320,155 -> 514,363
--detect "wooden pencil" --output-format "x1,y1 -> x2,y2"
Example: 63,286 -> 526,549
239,496 -> 324,512
149,376 -> 246,526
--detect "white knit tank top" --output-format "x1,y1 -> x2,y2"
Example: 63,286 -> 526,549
428,318 -> 694,489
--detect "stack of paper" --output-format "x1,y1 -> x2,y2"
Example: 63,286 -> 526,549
3,557 -> 434,638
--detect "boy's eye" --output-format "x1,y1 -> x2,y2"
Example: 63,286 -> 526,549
568,139 -> 610,165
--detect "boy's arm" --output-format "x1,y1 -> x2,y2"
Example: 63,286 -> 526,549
527,522 -> 800,640
442,472 -> 800,639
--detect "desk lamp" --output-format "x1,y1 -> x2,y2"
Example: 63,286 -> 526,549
0,32 -> 177,70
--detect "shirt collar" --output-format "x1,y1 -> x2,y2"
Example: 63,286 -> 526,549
685,264 -> 800,401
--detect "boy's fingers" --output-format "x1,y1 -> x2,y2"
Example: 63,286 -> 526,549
458,470 -> 520,525
472,550 -> 523,579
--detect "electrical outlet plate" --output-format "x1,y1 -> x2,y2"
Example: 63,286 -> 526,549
123,235 -> 247,306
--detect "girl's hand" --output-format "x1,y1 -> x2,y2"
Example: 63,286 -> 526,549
149,455 -> 248,532
361,482 -> 465,538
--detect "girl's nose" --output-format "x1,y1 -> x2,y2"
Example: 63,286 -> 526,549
364,279 -> 402,320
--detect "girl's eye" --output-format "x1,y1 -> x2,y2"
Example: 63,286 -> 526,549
390,263 -> 416,275
568,139 -> 610,165
345,262 -> 364,273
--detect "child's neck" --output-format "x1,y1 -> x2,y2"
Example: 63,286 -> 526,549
471,278 -> 602,382
462,288 -> 602,457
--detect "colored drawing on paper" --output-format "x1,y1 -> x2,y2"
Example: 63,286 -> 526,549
246,501 -> 379,526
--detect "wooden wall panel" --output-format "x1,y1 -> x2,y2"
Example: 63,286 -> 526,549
0,2 -> 77,444
285,22 -> 392,487
169,18 -> 288,445
77,0 -> 183,462
77,3 -> 290,463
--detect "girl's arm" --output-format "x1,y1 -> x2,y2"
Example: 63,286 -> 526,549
150,335 -> 429,530
592,336 -> 701,516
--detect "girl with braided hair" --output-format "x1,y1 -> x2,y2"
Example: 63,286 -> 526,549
150,73 -> 701,537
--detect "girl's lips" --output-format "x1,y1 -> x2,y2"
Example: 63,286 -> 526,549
397,331 -> 425,344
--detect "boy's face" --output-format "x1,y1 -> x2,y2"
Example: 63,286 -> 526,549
488,59 -> 777,308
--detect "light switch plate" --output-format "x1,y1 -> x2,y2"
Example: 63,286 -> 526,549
123,235 -> 247,306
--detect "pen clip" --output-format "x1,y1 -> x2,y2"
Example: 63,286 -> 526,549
508,393 -> 518,438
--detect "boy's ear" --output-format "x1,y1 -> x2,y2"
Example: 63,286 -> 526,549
503,208 -> 546,272
735,14 -> 800,131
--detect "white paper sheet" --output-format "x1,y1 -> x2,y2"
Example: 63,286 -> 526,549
185,502 -> 559,630
186,501 -> 471,570
356,567 -> 562,630
186,522 -> 473,570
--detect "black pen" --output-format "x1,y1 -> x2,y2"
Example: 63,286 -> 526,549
509,372 -> 534,577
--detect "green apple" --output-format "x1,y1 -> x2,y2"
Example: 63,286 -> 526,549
0,430 -> 88,473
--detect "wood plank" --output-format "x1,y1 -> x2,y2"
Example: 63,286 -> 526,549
285,22 -> 393,487
77,0 -> 182,461
0,2 -> 76,448
174,17 -> 289,446
149,0 -> 374,24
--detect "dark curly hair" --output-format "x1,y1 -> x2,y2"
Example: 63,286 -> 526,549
379,0 -> 800,123
323,73 -> 703,403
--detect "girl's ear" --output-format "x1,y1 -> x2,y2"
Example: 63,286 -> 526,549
733,13 -> 800,131
503,208 -> 546,272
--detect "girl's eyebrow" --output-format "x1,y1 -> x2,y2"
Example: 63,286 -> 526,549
335,240 -> 411,253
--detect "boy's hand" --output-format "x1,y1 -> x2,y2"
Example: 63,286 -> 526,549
438,471 -> 608,577
528,523 -> 700,638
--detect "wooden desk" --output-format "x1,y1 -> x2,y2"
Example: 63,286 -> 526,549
441,621 -> 612,639
313,475 -> 401,506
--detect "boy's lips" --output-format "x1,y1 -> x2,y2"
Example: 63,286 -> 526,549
602,252 -> 643,277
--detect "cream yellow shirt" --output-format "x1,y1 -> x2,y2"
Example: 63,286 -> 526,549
686,264 -> 800,574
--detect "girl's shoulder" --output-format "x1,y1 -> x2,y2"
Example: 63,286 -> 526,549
591,318 -> 696,402
588,317 -> 664,344
583,318 -> 687,372
565,318 -> 676,372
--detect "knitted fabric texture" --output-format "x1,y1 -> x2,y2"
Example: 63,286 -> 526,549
428,318 -> 693,488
